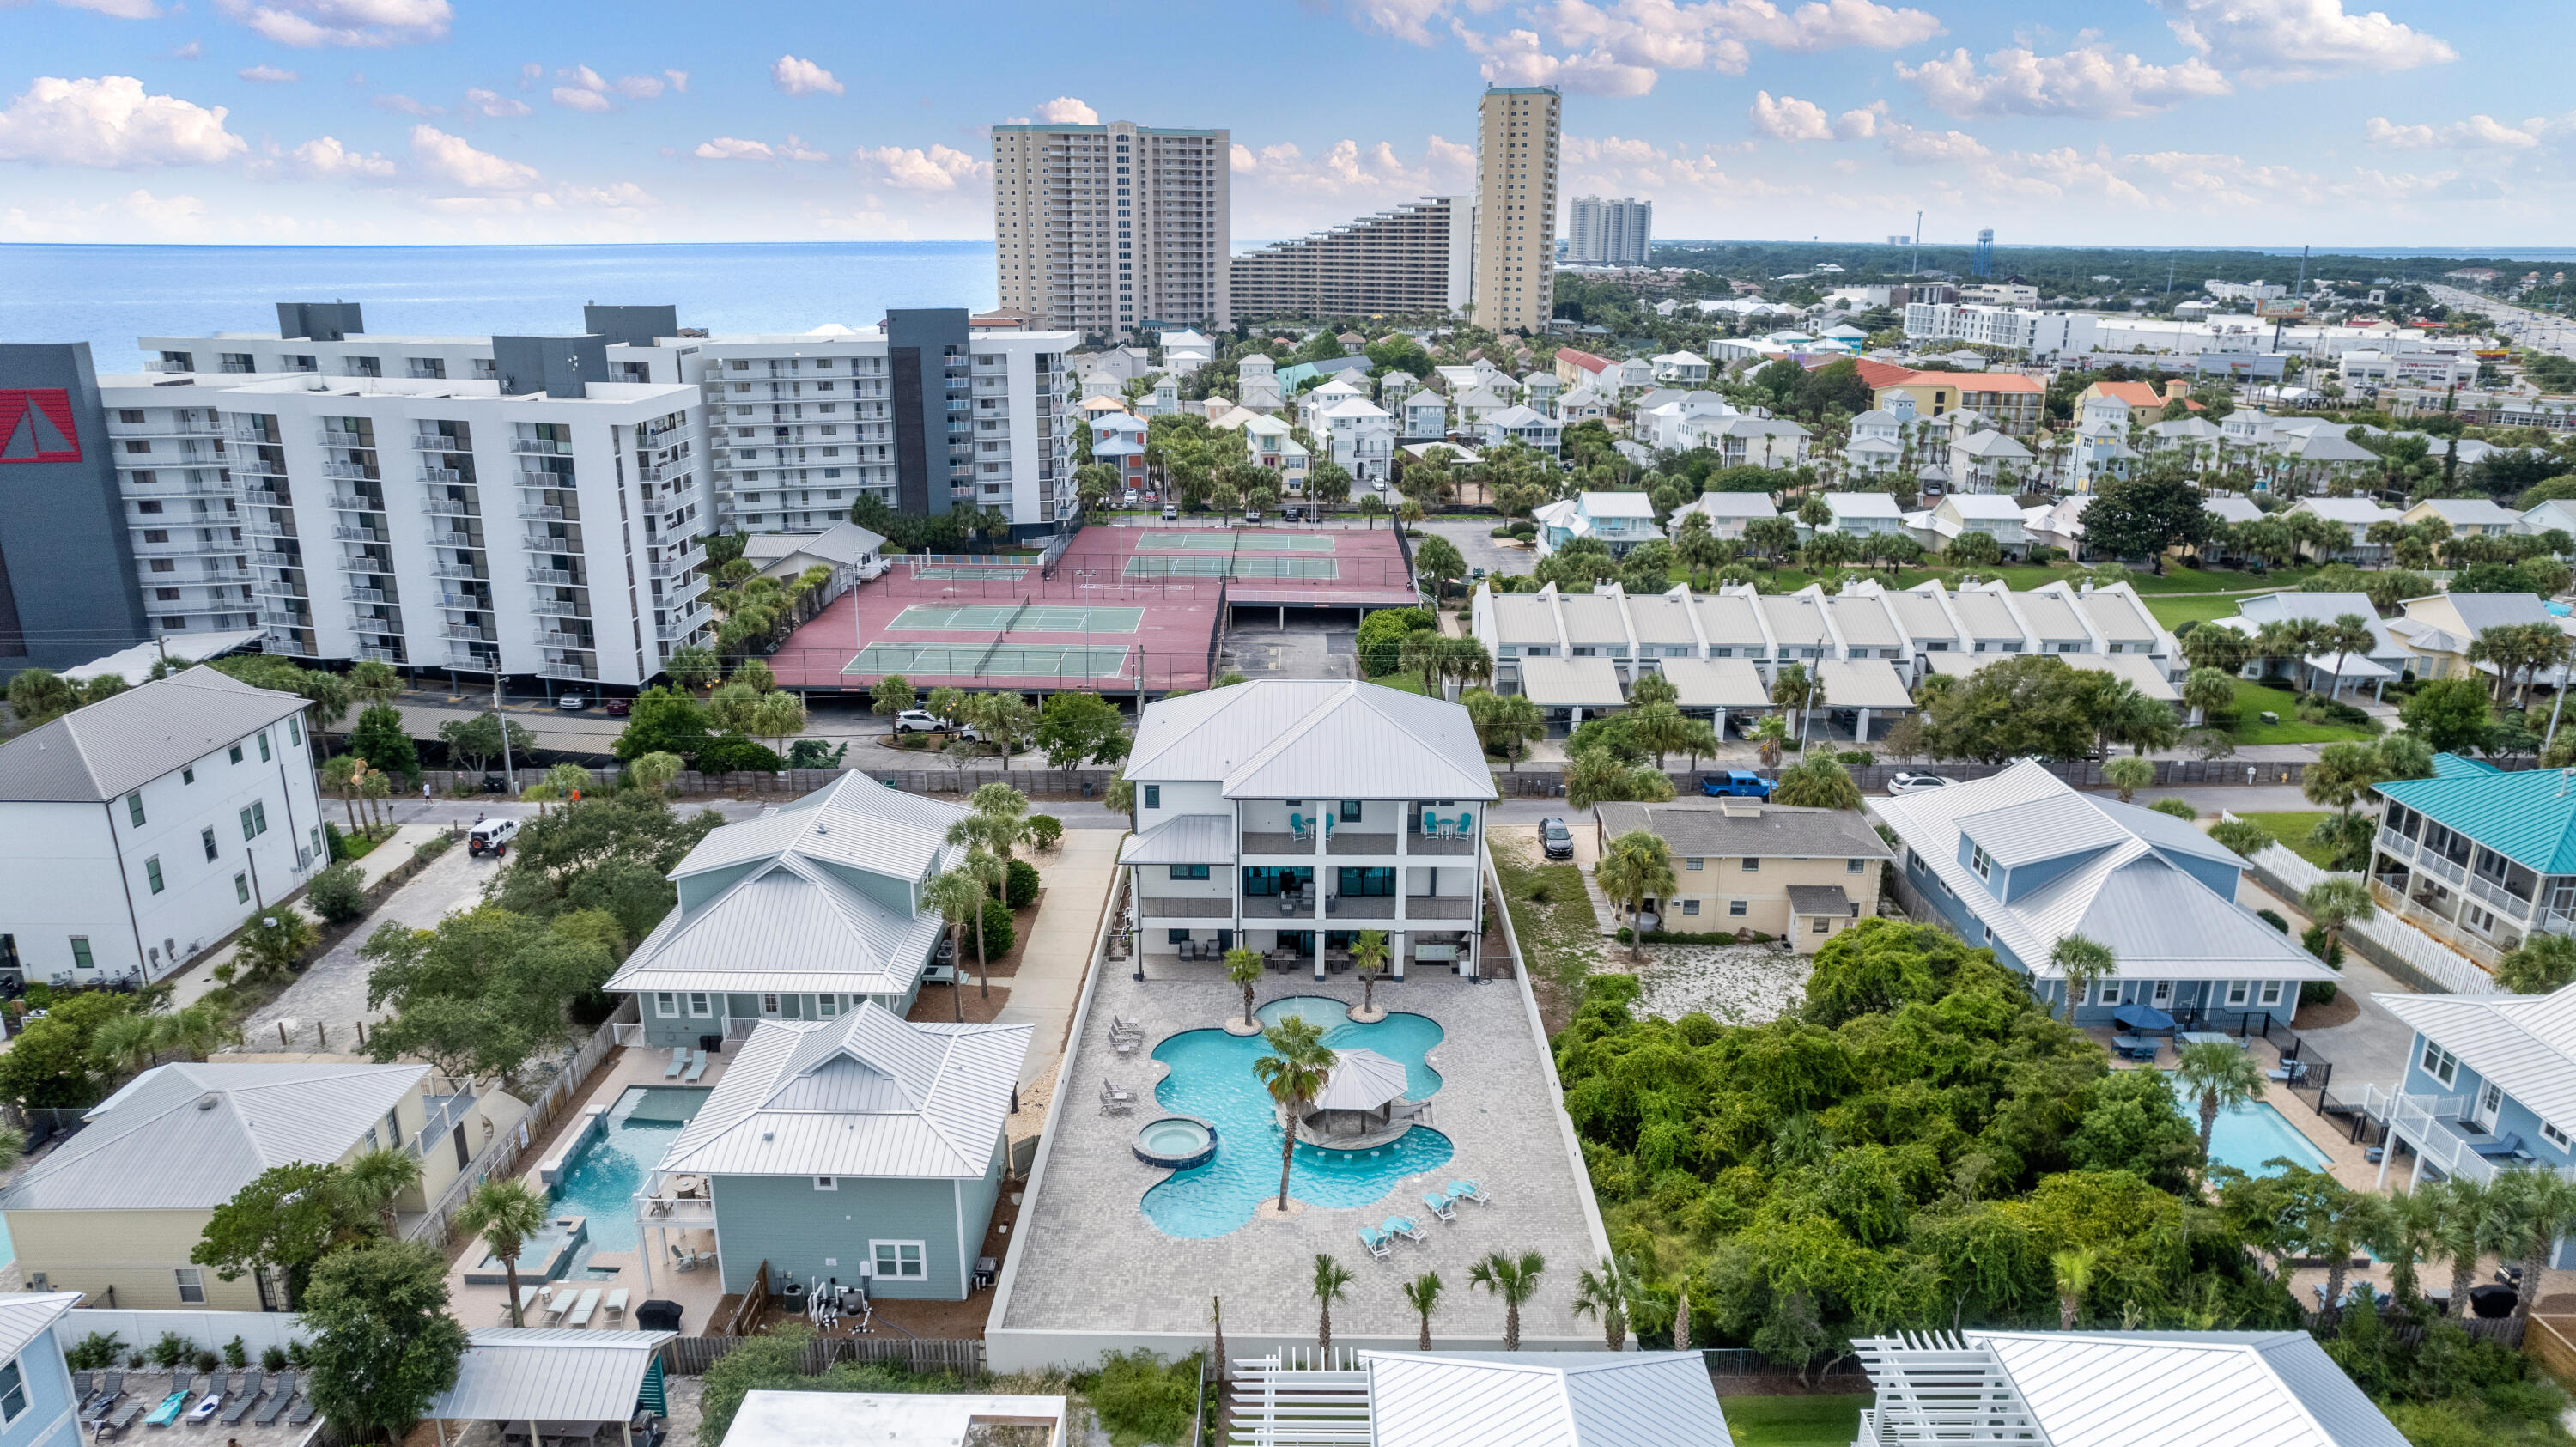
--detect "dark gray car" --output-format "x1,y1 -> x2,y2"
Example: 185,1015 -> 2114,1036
1540,818 -> 1574,860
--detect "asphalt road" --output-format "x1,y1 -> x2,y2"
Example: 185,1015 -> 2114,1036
2428,283 -> 2576,362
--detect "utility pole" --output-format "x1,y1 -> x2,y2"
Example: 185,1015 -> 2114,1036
1911,211 -> 1922,275
494,669 -> 519,796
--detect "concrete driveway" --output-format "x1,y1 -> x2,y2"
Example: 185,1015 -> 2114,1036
1415,518 -> 1535,579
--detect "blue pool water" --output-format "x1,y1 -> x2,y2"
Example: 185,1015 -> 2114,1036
2173,1082 -> 2332,1176
549,1086 -> 708,1252
1144,997 -> 1454,1238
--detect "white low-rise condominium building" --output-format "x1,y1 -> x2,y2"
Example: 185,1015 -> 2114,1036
1903,302 -> 2097,358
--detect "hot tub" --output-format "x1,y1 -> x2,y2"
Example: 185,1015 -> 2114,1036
1134,1116 -> 1218,1170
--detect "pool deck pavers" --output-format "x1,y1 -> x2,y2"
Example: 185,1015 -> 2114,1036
994,960 -> 1610,1357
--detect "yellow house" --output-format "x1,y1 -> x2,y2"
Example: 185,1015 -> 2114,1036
1855,359 -> 2048,439
1595,799 -> 1893,951
0,1061 -> 523,1310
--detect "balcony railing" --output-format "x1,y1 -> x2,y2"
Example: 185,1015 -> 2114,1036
529,598 -> 580,616
325,493 -> 377,512
411,435 -> 469,452
419,467 -> 464,486
421,496 -> 473,515
1135,897 -> 1234,918
512,438 -> 570,455
331,526 -> 387,543
518,504 -> 568,521
539,662 -> 598,682
534,630 -> 588,650
526,568 -> 580,586
1406,897 -> 1475,919
319,461 -> 374,482
1326,833 -> 1398,857
2468,873 -> 2535,921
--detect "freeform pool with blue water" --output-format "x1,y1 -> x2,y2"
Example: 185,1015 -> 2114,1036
2172,1080 -> 2330,1176
1144,997 -> 1453,1238
549,1086 -> 708,1252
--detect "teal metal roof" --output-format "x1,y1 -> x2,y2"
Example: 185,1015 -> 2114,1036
2379,758 -> 2576,874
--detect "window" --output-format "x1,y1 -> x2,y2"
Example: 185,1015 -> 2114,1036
234,873 -> 249,903
146,857 -> 164,894
1168,864 -> 1210,880
183,767 -> 195,784
1741,857 -> 1758,872
1168,929 -> 1194,944
814,1176 -> 838,1191
2153,980 -> 2172,1006
2545,1121 -> 2572,1152
655,992 -> 678,1018
287,717 -> 301,746
762,993 -> 781,1015
240,806 -> 258,841
229,745 -> 244,764
1728,899 -> 1748,917
70,937 -> 94,972
1142,785 -> 1161,809
1847,858 -> 1868,874
1340,800 -> 1363,823
689,992 -> 711,1017
252,801 -> 268,835
1681,900 -> 1700,915
1686,858 -> 1704,871
2422,1042 -> 2459,1086
2259,981 -> 2284,1007
818,995 -> 841,1018
258,733 -> 271,762
202,827 -> 217,860
1813,918 -> 1832,934
1970,844 -> 1991,879
0,1354 -> 25,1422
871,1241 -> 926,1280
2227,980 -> 2250,1007
126,792 -> 146,827
175,1268 -> 206,1304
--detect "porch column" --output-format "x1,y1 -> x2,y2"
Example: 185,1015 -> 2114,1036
1316,808 -> 1330,982
1390,930 -> 1406,982
1856,707 -> 1874,741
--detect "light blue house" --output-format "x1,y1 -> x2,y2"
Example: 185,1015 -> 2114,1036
2376,987 -> 2576,1249
1531,491 -> 1661,559
1870,763 -> 2333,1024
637,1005 -> 1030,1301
0,1294 -> 83,1447
607,775 -> 970,1049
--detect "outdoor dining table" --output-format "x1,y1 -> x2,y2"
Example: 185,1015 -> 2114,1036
2177,1031 -> 2238,1048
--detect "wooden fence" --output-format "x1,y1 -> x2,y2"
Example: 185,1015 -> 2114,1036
657,1334 -> 986,1377
2527,1314 -> 2576,1383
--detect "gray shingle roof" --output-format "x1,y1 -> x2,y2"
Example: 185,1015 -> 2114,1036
1786,884 -> 1855,915
0,668 -> 309,803
1595,801 -> 1890,860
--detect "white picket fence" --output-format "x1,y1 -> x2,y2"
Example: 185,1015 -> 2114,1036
2228,817 -> 2505,996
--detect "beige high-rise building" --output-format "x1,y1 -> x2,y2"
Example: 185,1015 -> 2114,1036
991,120 -> 1230,341
1470,86 -> 1561,335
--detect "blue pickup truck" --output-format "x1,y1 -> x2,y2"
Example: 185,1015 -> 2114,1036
1698,769 -> 1773,799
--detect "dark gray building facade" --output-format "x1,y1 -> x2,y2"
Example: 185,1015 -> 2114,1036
884,308 -> 968,518
0,344 -> 151,676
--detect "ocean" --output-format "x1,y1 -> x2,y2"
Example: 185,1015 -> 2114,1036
0,240 -> 999,374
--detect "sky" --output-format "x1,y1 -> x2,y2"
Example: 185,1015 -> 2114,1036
1,0 -> 2571,250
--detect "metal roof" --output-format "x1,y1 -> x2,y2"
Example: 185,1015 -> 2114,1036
743,520 -> 885,570
1555,594 -> 1629,648
720,1390 -> 1067,1447
426,1329 -> 677,1424
2014,591 -> 2087,641
0,668 -> 310,803
1127,680 -> 1497,803
0,1062 -> 427,1212
1758,594 -> 1830,648
1576,490 -> 1656,518
2076,588 -> 2160,643
1681,492 -> 1778,519
2379,988 -> 2576,1127
0,1292 -> 81,1362
1363,1351 -> 1728,1447
1824,595 -> 1899,648
1823,491 -> 1906,519
1816,659 -> 1915,710
656,1005 -> 1029,1179
1886,591 -> 1957,641
62,629 -> 265,685
1948,591 -> 2020,639
1314,1048 -> 1411,1110
1595,801 -> 1889,861
2376,760 -> 2576,875
671,773 -> 968,886
1974,1330 -> 2409,1447
1655,658 -> 1770,708
1516,657 -> 1627,708
1692,593 -> 1767,648
609,854 -> 944,1001
1489,594 -> 1562,647
1118,814 -> 1238,866
1624,594 -> 1698,647
2098,653 -> 2183,702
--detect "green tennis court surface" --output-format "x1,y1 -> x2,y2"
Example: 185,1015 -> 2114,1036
1122,556 -> 1341,581
1137,532 -> 1337,553
889,604 -> 1144,633
842,642 -> 1133,679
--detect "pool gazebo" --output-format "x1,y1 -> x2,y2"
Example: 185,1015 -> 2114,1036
423,1328 -> 677,1447
1303,1048 -> 1413,1141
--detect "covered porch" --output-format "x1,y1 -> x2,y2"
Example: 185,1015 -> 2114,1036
1516,655 -> 1628,734
422,1329 -> 677,1447
1810,658 -> 1917,743
1656,656 -> 1771,737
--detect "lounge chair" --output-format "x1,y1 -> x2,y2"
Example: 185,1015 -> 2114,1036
2266,1058 -> 2309,1084
82,1373 -> 122,1420
253,1377 -> 294,1427
1421,1190 -> 1457,1223
604,1288 -> 629,1323
670,1243 -> 706,1274
563,1287 -> 602,1328
1099,1079 -> 1136,1115
1358,1226 -> 1391,1262
683,1050 -> 709,1084
542,1286 -> 571,1325
222,1375 -> 263,1426
286,1396 -> 313,1428
144,1389 -> 191,1427
75,1373 -> 94,1407
100,1400 -> 146,1440
186,1385 -> 226,1426
663,1047 -> 688,1079
1448,1179 -> 1492,1206
2469,1132 -> 2526,1158
510,1284 -> 544,1322
1382,1215 -> 1426,1244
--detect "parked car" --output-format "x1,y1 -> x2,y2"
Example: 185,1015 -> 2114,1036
556,692 -> 592,712
1123,489 -> 1140,507
466,818 -> 520,858
1886,772 -> 1955,794
1698,769 -> 1772,799
1539,818 -> 1575,860
1245,508 -> 1261,524
602,697 -> 631,716
1282,504 -> 1305,521
1162,504 -> 1180,521
892,709 -> 981,740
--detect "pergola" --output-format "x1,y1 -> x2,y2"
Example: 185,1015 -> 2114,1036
423,1329 -> 677,1447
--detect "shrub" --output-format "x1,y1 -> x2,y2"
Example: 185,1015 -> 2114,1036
2149,798 -> 2199,821
1836,750 -> 1874,767
260,1346 -> 289,1371
2257,909 -> 2290,933
1005,858 -> 1041,909
1615,926 -> 1634,945
977,897 -> 1017,958
1357,607 -> 1439,676
1510,520 -> 1536,538
2301,980 -> 2340,1006
413,831 -> 455,864
695,733 -> 785,774
223,1337 -> 247,1369
149,1333 -> 192,1369
67,1333 -> 124,1371
1086,1350 -> 1201,1447
1026,814 -> 1063,851
324,821 -> 347,860
307,861 -> 367,923
193,1347 -> 220,1375
2300,924 -> 2345,969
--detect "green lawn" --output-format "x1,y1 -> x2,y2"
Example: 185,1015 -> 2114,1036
2143,592 -> 2256,630
2226,678 -> 2381,745
1722,1394 -> 1873,1447
2238,811 -> 2337,866
1363,669 -> 1431,695
1491,836 -> 1602,1009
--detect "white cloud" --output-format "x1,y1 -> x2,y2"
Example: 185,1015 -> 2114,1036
371,93 -> 440,116
1033,96 -> 1097,125
410,123 -> 539,190
1900,43 -> 2232,119
518,62 -> 542,88
1879,119 -> 1987,161
464,88 -> 529,118
1343,0 -> 1456,46
854,143 -> 984,191
1457,26 -> 1659,95
214,0 -> 453,48
1359,0 -> 1939,92
52,0 -> 163,16
0,75 -> 247,167
772,55 -> 842,96
552,86 -> 612,112
237,64 -> 298,82
118,187 -> 206,230
289,133 -> 393,177
1970,145 -> 2149,205
552,179 -> 652,210
2154,0 -> 2455,84
171,40 -> 200,57
1559,132 -> 1777,196
665,70 -> 690,94
1748,91 -> 1882,141
2365,114 -> 2542,150
694,134 -> 831,162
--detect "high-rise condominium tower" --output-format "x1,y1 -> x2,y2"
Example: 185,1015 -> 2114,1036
1471,85 -> 1561,335
1230,196 -> 1474,320
991,119 -> 1230,340
1567,196 -> 1651,266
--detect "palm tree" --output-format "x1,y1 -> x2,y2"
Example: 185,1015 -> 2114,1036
88,1013 -> 158,1078
340,1147 -> 424,1233
348,659 -> 402,708
2300,878 -> 2374,958
1627,703 -> 1694,769
2104,755 -> 2154,804
1253,1017 -> 1336,1215
2049,933 -> 2117,1024
1468,1250 -> 1546,1351
923,868 -> 987,1024
1571,1255 -> 1637,1351
1402,1270 -> 1443,1352
2318,612 -> 2377,702
1595,830 -> 1675,961
2363,1186 -> 2441,1310
1747,714 -> 1790,769
2183,667 -> 2237,729
1224,947 -> 1265,1029
1349,930 -> 1390,1017
2050,1246 -> 2098,1330
455,1178 -> 549,1327
1312,1254 -> 1354,1358
959,848 -> 1007,1000
2428,1176 -> 2497,1316
969,782 -> 1032,859
2494,1169 -> 2576,1326
2173,1040 -> 2266,1154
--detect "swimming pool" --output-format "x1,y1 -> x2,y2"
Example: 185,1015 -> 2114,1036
2172,1081 -> 2332,1176
1142,997 -> 1454,1238
548,1086 -> 708,1252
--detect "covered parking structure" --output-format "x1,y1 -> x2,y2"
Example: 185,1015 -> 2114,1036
1814,659 -> 1917,742
422,1329 -> 677,1447
1923,650 -> 2184,706
1515,656 -> 1627,733
1653,656 -> 1774,738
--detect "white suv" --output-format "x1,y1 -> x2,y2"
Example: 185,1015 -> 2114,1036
892,709 -> 981,740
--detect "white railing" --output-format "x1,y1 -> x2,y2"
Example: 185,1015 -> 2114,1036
2231,817 -> 2506,995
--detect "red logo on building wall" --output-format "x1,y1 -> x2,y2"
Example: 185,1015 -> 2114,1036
0,390 -> 82,464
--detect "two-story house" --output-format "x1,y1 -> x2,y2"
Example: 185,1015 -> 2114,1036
1395,390 -> 1449,442
1317,398 -> 1397,486
608,774 -> 969,1045
2402,496 -> 2522,540
1554,382 -> 1613,424
2372,756 -> 2576,968
1089,410 -> 1151,495
1119,680 -> 1496,980
2387,592 -> 2572,689
635,1005 -> 1030,1301
1909,495 -> 2030,558
1519,370 -> 1560,414
2282,497 -> 2405,562
1814,492 -> 1908,538
1235,354 -> 1284,412
1667,491 -> 1778,541
0,1293 -> 83,1447
0,1062 -> 518,1309
1476,405 -> 1562,461
1594,799 -> 1890,951
2374,984 -> 2576,1208
1297,377 -> 1367,437
0,669 -> 323,989
1215,408 -> 1309,490
1871,763 -> 2332,1024
2208,590 -> 2410,699
1532,491 -> 1662,558
1947,429 -> 2035,493
1649,351 -> 1711,385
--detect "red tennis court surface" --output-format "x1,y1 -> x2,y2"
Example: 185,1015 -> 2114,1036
766,522 -> 1419,696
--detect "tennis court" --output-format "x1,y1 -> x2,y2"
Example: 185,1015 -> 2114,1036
908,567 -> 1030,581
841,642 -> 1133,679
889,603 -> 1145,633
1123,556 -> 1342,581
1137,532 -> 1339,553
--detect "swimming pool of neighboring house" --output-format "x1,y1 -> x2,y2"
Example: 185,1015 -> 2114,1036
544,1086 -> 710,1254
2173,1081 -> 2332,1176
